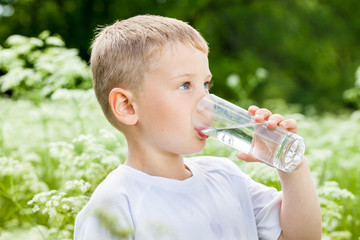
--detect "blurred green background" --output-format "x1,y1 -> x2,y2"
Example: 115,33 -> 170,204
1,0 -> 360,112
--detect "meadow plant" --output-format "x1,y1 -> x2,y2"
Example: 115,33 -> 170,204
0,157 -> 47,228
27,180 -> 90,228
0,32 -> 92,103
344,66 -> 360,109
318,181 -> 356,240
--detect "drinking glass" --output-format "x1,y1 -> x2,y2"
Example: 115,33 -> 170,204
193,94 -> 305,172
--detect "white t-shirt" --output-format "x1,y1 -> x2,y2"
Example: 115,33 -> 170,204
74,156 -> 282,240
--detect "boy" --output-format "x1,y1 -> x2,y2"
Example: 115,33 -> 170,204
74,15 -> 321,239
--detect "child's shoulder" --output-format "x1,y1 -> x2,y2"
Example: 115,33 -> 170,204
75,166 -> 130,222
86,166 -> 130,202
91,164 -> 145,198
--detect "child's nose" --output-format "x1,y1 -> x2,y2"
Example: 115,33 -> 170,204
196,89 -> 209,104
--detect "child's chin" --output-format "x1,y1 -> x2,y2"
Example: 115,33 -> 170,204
185,142 -> 207,155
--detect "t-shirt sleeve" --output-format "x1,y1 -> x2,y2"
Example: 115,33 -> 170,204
74,196 -> 134,240
246,175 -> 282,240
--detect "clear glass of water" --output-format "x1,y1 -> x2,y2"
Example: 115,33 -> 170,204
193,94 -> 305,172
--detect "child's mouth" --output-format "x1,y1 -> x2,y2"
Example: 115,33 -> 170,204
195,129 -> 209,139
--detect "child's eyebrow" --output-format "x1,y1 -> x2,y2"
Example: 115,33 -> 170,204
170,73 -> 212,81
169,73 -> 194,81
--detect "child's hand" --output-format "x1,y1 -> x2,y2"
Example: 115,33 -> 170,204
236,105 -> 298,162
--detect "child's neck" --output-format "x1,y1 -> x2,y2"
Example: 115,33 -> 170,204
125,145 -> 192,180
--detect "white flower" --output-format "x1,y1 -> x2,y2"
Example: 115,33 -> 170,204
255,67 -> 268,79
48,208 -> 57,219
65,179 -> 91,193
53,200 -> 59,207
355,66 -> 360,87
62,204 -> 70,211
6,35 -> 28,46
32,205 -> 40,213
45,36 -> 65,47
226,73 -> 240,87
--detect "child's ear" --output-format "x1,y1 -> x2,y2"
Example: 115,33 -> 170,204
109,88 -> 138,125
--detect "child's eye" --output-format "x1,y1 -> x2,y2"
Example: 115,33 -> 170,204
204,81 -> 213,90
179,82 -> 190,90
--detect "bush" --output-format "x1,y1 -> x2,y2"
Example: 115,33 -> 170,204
0,31 -> 92,103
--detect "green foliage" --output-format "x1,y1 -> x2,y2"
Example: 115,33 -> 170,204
0,31 -> 91,103
1,0 -> 360,111
0,89 -> 129,239
94,208 -> 134,239
318,181 -> 355,240
0,157 -> 47,227
344,66 -> 360,109
27,183 -> 90,236
225,67 -> 268,107
302,112 -> 360,239
198,0 -> 360,112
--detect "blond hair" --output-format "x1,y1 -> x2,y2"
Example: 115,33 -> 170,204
90,15 -> 208,127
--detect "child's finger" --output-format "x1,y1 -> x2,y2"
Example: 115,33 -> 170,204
253,108 -> 272,122
279,119 -> 298,133
248,105 -> 259,116
267,114 -> 285,129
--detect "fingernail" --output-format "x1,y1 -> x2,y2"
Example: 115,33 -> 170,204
281,122 -> 287,128
268,120 -> 276,125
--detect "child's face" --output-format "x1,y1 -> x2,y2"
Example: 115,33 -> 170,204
135,42 -> 212,156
